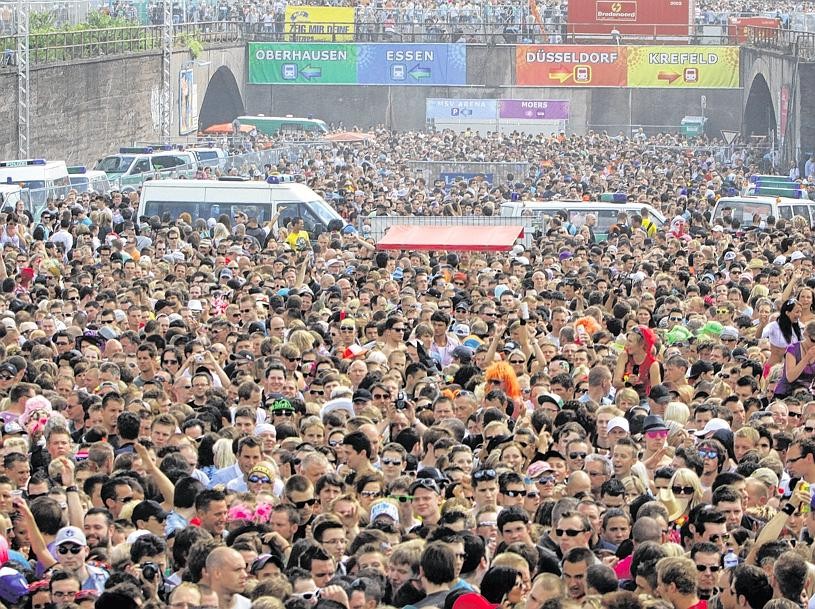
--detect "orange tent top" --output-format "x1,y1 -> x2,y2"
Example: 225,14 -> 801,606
325,131 -> 376,142
376,225 -> 524,251
201,123 -> 256,134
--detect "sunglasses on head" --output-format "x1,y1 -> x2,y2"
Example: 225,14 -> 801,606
473,469 -> 497,481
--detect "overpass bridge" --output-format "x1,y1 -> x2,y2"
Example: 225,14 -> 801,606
0,26 -> 809,166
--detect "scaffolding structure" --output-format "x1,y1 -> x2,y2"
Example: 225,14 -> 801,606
160,0 -> 172,142
16,0 -> 29,158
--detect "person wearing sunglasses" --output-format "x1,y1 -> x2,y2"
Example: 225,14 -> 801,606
130,500 -> 168,538
641,415 -> 672,474
692,508 -> 729,556
553,511 -> 592,557
52,526 -> 109,593
245,463 -> 277,497
690,541 -> 722,600
285,475 -> 317,540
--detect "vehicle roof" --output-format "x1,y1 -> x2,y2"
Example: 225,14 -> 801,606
715,195 -> 807,205
141,179 -> 313,191
238,115 -> 326,122
501,200 -> 666,216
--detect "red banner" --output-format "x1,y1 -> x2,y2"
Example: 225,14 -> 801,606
516,45 -> 628,87
567,0 -> 692,37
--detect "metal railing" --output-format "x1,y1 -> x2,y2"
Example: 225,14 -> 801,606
1,17 -> 814,67
0,20 -> 239,66
245,20 -> 758,45
745,24 -> 815,59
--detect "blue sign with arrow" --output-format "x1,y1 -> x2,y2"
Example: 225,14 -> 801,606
356,43 -> 467,85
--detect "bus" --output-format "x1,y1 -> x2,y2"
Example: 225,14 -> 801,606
0,158 -> 70,217
237,115 -> 328,138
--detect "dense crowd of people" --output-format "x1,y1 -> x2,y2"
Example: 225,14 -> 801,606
0,124 -> 812,609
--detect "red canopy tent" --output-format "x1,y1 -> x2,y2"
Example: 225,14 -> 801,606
200,122 -> 256,134
325,131 -> 376,142
376,225 -> 524,252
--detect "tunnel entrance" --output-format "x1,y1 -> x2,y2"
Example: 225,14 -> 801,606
744,73 -> 777,142
199,66 -> 245,131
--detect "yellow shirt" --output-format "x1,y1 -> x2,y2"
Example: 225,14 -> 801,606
286,230 -> 310,251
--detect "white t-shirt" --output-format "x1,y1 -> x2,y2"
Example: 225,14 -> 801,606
762,321 -> 803,349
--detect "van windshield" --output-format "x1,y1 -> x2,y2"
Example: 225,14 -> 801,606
714,200 -> 773,228
305,200 -> 341,225
144,200 -> 276,223
96,156 -> 134,173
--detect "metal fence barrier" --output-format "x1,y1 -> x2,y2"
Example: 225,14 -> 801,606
402,161 -> 532,186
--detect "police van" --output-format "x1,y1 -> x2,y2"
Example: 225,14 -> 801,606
138,177 -> 345,233
0,158 -> 70,216
94,146 -> 199,190
500,198 -> 666,241
67,166 -> 112,194
189,147 -> 229,170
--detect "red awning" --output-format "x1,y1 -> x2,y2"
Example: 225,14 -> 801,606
376,225 -> 524,251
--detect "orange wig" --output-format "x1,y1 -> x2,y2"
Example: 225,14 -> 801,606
485,360 -> 522,402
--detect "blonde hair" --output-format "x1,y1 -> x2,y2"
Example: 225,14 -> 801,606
214,438 -> 237,469
670,468 -> 704,509
288,330 -> 315,354
169,584 -> 201,604
734,427 -> 759,444
615,388 -> 640,409
492,552 -> 529,574
664,402 -> 690,426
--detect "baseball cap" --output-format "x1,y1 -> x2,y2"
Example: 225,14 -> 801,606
0,566 -> 28,604
607,417 -> 630,433
526,461 -> 554,480
694,417 -> 731,437
370,501 -> 400,523
352,389 -> 372,403
720,326 -> 739,340
452,345 -> 473,364
55,526 -> 87,547
452,324 -> 470,337
250,553 -> 285,574
409,477 -> 441,495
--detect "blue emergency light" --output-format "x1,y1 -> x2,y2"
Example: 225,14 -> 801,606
119,147 -> 153,154
0,158 -> 46,168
